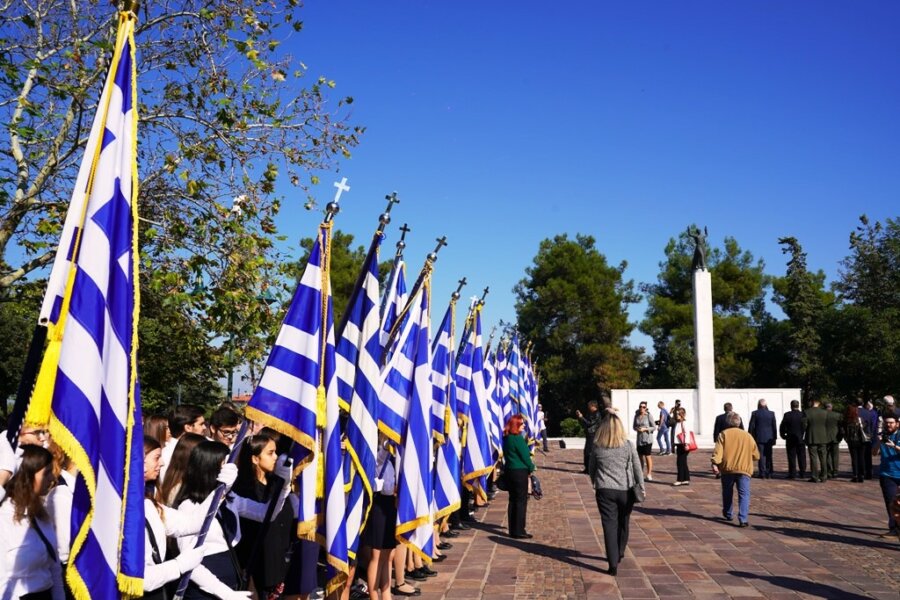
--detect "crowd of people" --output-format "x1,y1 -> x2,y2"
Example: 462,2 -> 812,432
576,393 -> 900,575
1,403 -> 521,600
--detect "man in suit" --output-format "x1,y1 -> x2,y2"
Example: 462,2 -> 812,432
713,403 -> 743,478
780,400 -> 807,479
825,402 -> 843,479
749,399 -> 777,478
858,399 -> 878,480
805,399 -> 829,482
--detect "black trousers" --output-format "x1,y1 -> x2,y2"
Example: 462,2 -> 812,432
785,439 -> 807,478
862,442 -> 874,479
808,444 -> 827,480
826,441 -> 840,477
595,488 -> 634,568
848,442 -> 866,479
583,438 -> 593,471
506,468 -> 530,536
757,441 -> 774,476
675,445 -> 690,482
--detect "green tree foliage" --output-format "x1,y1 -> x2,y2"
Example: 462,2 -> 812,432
770,237 -> 833,400
823,216 -> 900,400
0,283 -> 43,413
640,228 -> 766,388
138,275 -> 223,414
514,234 -> 641,433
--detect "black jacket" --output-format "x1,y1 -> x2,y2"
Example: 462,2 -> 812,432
780,410 -> 807,444
713,412 -> 744,441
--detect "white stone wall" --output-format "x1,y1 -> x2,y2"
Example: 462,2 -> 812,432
611,388 -> 802,448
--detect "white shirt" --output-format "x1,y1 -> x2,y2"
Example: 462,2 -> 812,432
177,493 -> 278,597
0,435 -> 15,475
158,436 -> 179,483
143,497 -> 211,592
46,470 -> 76,563
0,500 -> 65,600
374,446 -> 396,496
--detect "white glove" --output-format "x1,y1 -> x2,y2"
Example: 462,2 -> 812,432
374,478 -> 384,493
174,545 -> 206,574
223,591 -> 252,600
274,455 -> 292,483
217,463 -> 238,489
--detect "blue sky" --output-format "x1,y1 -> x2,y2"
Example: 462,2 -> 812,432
270,2 -> 899,350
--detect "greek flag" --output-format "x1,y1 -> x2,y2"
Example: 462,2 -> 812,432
457,307 -> 493,500
495,347 -> 513,427
246,224 -> 348,594
381,281 -> 434,561
335,231 -> 384,558
377,257 -> 408,442
484,352 -> 504,460
431,301 -> 461,520
520,351 -> 537,446
27,13 -> 145,597
507,334 -> 522,415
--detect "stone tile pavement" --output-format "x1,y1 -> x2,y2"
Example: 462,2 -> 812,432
411,448 -> 899,599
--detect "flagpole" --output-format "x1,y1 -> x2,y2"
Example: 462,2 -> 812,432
381,236 -> 447,364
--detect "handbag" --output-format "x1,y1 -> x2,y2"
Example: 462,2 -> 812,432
677,424 -> 698,452
530,474 -> 543,500
626,442 -> 645,503
495,463 -> 508,491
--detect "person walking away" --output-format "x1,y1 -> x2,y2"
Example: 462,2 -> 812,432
858,399 -> 878,480
668,399 -> 682,453
714,403 -> 744,442
536,404 -> 550,452
748,399 -> 777,478
576,401 -> 601,474
588,415 -> 644,576
825,403 -> 843,479
655,402 -> 670,456
804,399 -> 829,483
843,404 -> 868,483
779,401 -> 807,479
711,413 -> 760,527
632,403 -> 656,481
672,406 -> 693,486
876,414 -> 900,539
503,414 -> 535,539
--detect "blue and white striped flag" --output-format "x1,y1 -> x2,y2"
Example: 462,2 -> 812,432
246,223 -> 348,595
28,12 -> 145,598
335,231 -> 384,559
484,352 -> 504,460
507,333 -> 522,415
377,257 -> 408,442
496,347 -> 513,426
381,280 -> 434,561
431,301 -> 461,520
457,307 -> 494,500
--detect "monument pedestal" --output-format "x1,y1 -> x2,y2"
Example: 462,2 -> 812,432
692,269 -> 715,437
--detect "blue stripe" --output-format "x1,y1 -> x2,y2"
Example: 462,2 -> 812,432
266,344 -> 319,387
114,40 -> 133,114
52,371 -> 101,467
250,387 -> 316,436
281,282 -> 323,336
67,272 -> 106,357
73,529 -> 118,597
120,395 -> 146,579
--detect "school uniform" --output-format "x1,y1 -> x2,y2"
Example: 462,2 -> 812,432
0,500 -> 65,600
365,446 -> 398,550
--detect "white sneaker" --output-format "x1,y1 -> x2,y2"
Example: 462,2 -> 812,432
646,475 -> 653,481
673,481 -> 683,486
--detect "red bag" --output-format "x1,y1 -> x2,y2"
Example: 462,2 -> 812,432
677,427 -> 698,452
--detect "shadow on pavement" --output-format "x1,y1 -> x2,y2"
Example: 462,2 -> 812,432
486,535 -> 608,574
634,506 -> 722,524
749,523 -> 899,552
762,513 -> 883,535
729,570 -> 872,600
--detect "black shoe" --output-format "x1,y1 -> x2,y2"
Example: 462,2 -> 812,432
406,569 -> 427,581
391,584 -> 421,597
443,530 -> 460,537
787,475 -> 796,480
722,511 -> 733,521
807,478 -> 819,483
438,542 -> 453,550
608,566 -> 618,576
510,533 -> 533,539
738,522 -> 749,528
432,554 -> 447,563
418,566 -> 438,577
455,522 -> 472,530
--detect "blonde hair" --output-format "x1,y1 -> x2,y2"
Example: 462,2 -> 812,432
594,415 -> 627,448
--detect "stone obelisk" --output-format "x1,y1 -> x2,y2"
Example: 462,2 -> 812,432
689,226 -> 715,437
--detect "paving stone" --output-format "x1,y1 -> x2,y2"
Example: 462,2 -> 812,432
407,448 -> 899,599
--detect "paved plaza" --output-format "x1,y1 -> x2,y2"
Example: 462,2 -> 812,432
413,448 -> 899,599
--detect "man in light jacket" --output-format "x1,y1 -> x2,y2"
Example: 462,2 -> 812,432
711,412 -> 760,527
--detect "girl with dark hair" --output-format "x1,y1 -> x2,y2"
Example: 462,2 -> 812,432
502,414 -> 535,540
176,441 -> 291,599
159,433 -> 206,506
141,435 -> 238,599
232,431 -> 294,599
0,445 -> 63,599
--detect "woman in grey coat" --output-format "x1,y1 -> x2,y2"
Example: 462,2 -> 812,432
633,402 -> 656,480
589,414 -> 645,576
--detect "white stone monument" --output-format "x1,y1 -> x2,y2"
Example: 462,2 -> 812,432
693,267 -> 715,438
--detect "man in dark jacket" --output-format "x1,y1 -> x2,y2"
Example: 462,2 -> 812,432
858,399 -> 878,480
576,400 -> 602,473
805,399 -> 829,482
713,403 -> 743,478
749,399 -> 777,478
825,403 -> 843,479
779,400 -> 807,479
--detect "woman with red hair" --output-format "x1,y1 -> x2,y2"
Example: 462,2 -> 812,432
502,414 -> 535,539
